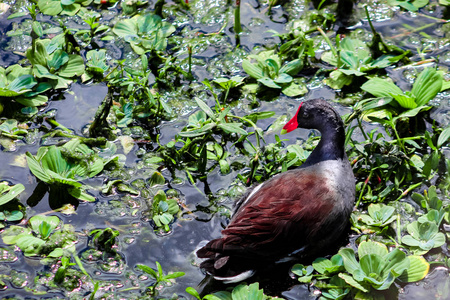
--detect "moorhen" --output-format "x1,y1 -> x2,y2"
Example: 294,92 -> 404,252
196,99 -> 355,283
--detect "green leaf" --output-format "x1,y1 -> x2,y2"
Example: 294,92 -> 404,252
338,273 -> 369,292
178,123 -> 216,137
324,70 -> 352,89
0,183 -> 25,206
29,215 -> 60,236
37,0 -> 63,15
219,159 -> 230,174
57,55 -> 85,78
137,264 -> 158,278
390,93 -> 417,109
361,78 -> 403,98
242,60 -> 264,79
195,98 -> 215,120
411,68 -> 442,106
149,171 -> 165,186
68,188 -> 96,202
217,123 -> 248,135
274,73 -> 292,84
257,77 -> 281,89
282,82 -> 307,97
26,151 -> 52,183
32,21 -> 44,37
47,50 -> 69,71
279,59 -> 303,76
8,75 -> 36,93
113,18 -> 138,38
159,212 -> 173,225
339,248 -> 360,274
397,256 -> 429,282
437,126 -> 450,147
358,241 -> 388,258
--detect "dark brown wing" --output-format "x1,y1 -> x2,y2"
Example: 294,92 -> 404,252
197,168 -> 337,260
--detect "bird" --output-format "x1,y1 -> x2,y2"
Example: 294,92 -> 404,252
196,99 -> 355,283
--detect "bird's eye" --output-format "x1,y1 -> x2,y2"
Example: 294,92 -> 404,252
303,112 -> 310,118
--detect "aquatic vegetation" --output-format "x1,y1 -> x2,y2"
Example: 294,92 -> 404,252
360,68 -> 443,119
0,65 -> 50,114
26,138 -> 107,204
293,241 -> 430,299
137,261 -> 185,296
37,0 -> 95,16
322,37 -> 408,90
242,50 -> 306,97
90,227 -> 120,252
0,181 -> 24,206
113,13 -> 176,55
187,282 -> 279,300
0,182 -> 25,227
1,0 -> 450,297
2,215 -> 77,257
150,189 -> 180,232
338,241 -> 428,296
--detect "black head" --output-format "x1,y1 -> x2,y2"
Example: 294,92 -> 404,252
282,99 -> 343,133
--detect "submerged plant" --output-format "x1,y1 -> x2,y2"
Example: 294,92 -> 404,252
0,182 -> 25,227
90,227 -> 120,253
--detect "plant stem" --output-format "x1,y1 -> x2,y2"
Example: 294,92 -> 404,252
45,118 -> 71,133
357,116 -> 369,140
317,27 -> 340,67
395,182 -> 422,201
234,0 -> 242,45
188,44 -> 192,78
356,169 -> 373,207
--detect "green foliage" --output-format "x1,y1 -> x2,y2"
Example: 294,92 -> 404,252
2,215 -> 77,257
37,0 -> 94,16
0,181 -> 25,206
0,65 -> 49,113
387,0 -> 429,11
151,190 -> 180,232
26,139 -> 107,202
113,13 -> 176,55
90,227 -> 120,252
338,241 -> 428,295
0,181 -> 25,228
187,282 -> 279,300
402,221 -> 446,254
322,37 -> 407,89
242,50 -> 307,97
360,68 -> 442,119
26,38 -> 86,90
0,119 -> 29,139
351,203 -> 397,234
137,261 -> 184,296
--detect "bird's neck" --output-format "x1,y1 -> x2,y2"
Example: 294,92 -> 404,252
302,124 -> 346,167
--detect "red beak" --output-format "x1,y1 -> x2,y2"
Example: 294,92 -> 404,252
281,102 -> 303,134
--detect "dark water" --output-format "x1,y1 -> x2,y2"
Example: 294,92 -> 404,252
0,0 -> 449,299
